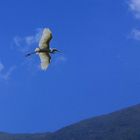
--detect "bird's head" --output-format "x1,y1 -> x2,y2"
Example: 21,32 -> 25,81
51,48 -> 61,54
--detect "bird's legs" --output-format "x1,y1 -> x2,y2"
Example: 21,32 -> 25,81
25,51 -> 37,57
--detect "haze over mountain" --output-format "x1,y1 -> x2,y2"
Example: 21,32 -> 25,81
1,104 -> 140,140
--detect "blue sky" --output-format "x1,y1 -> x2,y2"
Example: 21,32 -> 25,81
0,0 -> 140,133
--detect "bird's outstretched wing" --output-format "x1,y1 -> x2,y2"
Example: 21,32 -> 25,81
38,52 -> 51,70
39,28 -> 52,49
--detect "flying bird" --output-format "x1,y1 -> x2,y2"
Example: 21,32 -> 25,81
25,28 -> 60,70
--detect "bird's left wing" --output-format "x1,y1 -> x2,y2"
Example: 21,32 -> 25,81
39,28 -> 52,49
38,52 -> 51,70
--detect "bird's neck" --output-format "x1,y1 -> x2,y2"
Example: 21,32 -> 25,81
50,48 -> 54,53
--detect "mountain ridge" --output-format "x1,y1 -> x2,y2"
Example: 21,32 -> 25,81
1,103 -> 140,140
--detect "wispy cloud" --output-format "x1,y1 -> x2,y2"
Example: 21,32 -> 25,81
12,28 -> 43,53
127,0 -> 140,41
130,28 -> 140,40
0,61 -> 16,80
128,0 -> 140,18
54,56 -> 67,64
0,62 -> 4,72
52,55 -> 67,68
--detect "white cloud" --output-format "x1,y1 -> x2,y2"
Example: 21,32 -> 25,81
130,28 -> 140,40
13,28 -> 43,53
56,56 -> 67,62
53,55 -> 67,65
128,0 -> 140,18
127,1 -> 140,41
0,61 -> 16,80
12,28 -> 46,73
0,63 -> 4,71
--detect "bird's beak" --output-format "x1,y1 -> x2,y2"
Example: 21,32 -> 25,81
57,50 -> 62,53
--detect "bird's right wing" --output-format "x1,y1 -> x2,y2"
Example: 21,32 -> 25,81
38,52 -> 51,70
39,28 -> 52,49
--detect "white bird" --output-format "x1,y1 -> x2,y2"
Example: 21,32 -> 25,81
26,28 -> 60,70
